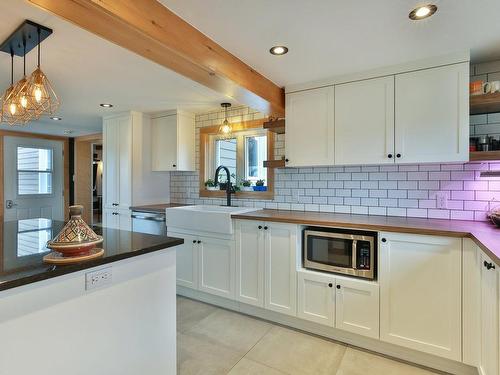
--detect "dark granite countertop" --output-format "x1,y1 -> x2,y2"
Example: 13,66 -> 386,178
130,203 -> 188,214
0,218 -> 183,292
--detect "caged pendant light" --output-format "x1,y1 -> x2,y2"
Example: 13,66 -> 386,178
24,27 -> 59,117
0,52 -> 29,125
218,102 -> 232,139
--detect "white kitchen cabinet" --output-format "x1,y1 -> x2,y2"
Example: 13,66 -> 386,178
151,111 -> 195,171
479,251 -> 499,375
379,232 -> 462,361
198,236 -> 235,299
335,278 -> 379,339
394,62 -> 469,164
297,270 -> 335,326
169,231 -> 199,289
103,208 -> 131,231
235,220 -> 265,307
285,86 -> 334,167
335,76 -> 395,165
103,112 -> 170,226
264,222 -> 298,316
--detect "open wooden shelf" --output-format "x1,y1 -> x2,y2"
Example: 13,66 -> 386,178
469,150 -> 500,161
263,159 -> 286,168
470,92 -> 500,115
263,119 -> 285,134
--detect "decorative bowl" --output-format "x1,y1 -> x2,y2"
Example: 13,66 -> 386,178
47,205 -> 103,257
490,214 -> 500,228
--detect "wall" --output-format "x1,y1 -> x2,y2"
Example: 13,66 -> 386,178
171,64 -> 500,221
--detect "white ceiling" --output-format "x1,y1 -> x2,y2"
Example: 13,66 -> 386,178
0,0 -> 236,136
160,0 -> 500,87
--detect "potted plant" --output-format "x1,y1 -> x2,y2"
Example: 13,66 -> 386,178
253,179 -> 267,191
241,179 -> 253,192
204,179 -> 218,191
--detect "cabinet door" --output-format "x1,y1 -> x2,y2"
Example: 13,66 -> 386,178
395,62 -> 468,163
117,209 -> 132,231
479,252 -> 499,375
117,116 -> 132,208
379,232 -> 462,360
235,220 -> 265,307
335,76 -> 395,165
264,223 -> 298,316
151,115 -> 178,171
103,208 -> 119,229
198,236 -> 235,299
297,270 -> 334,326
176,112 -> 195,171
335,278 -> 379,339
168,232 -> 198,289
285,86 -> 334,167
103,118 -> 119,209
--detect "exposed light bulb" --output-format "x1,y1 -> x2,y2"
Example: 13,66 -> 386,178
221,124 -> 231,134
34,86 -> 43,103
20,95 -> 28,108
415,6 -> 431,17
9,103 -> 17,115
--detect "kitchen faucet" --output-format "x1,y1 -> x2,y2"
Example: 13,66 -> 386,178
214,165 -> 235,206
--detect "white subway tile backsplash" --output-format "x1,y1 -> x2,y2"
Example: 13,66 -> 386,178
172,105 -> 499,222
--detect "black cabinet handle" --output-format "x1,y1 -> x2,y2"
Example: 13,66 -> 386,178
381,238 -> 387,243
112,203 -> 118,206
396,153 -> 401,158
197,240 -> 201,244
258,225 -> 263,229
264,226 -> 268,230
328,283 -> 333,288
484,260 -> 496,270
388,154 -> 393,159
336,285 -> 341,289
112,212 -> 118,215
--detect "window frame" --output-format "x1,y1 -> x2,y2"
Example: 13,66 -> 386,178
16,145 -> 55,198
200,119 -> 275,200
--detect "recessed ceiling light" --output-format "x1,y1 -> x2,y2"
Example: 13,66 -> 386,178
409,4 -> 437,20
270,46 -> 288,55
50,116 -> 62,121
100,103 -> 113,108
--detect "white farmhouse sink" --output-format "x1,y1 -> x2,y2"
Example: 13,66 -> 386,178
166,205 -> 260,235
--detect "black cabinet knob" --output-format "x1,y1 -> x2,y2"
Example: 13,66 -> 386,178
258,225 -> 263,229
381,238 -> 387,243
388,154 -> 393,158
264,226 -> 268,230
328,283 -> 333,288
112,203 -> 118,206
173,164 -> 176,168
112,212 -> 118,215
336,285 -> 341,289
285,158 -> 289,163
197,240 -> 201,244
192,240 -> 196,243
484,260 -> 496,270
396,153 -> 401,158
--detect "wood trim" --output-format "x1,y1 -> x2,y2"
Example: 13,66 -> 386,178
263,159 -> 285,168
75,133 -> 102,142
263,119 -> 285,134
0,130 -> 70,221
28,0 -> 285,117
199,119 -> 275,200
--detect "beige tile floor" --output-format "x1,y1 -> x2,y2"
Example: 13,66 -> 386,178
177,296 -> 442,375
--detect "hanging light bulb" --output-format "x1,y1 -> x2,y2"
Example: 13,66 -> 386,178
25,27 -> 60,117
218,103 -> 232,138
1,51 -> 28,126
13,38 -> 36,123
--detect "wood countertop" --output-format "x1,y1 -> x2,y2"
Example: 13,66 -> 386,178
232,209 -> 500,266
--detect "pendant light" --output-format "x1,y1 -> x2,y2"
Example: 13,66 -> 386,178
218,102 -> 232,138
13,39 -> 36,123
1,52 -> 28,125
24,27 -> 59,117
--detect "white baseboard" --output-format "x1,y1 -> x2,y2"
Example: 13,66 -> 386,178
177,286 -> 478,375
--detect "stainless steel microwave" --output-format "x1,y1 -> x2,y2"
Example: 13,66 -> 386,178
303,227 -> 376,280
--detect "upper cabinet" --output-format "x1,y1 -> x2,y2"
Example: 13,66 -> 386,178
285,58 -> 469,167
151,111 -> 195,172
285,86 -> 334,167
395,62 -> 469,163
335,76 -> 395,165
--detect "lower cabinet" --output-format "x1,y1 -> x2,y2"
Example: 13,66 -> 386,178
198,236 -> 235,299
297,270 -> 379,339
103,208 -> 131,230
170,232 -> 198,289
379,232 -> 462,361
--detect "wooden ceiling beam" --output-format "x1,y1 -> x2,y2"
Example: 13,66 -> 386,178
28,0 -> 285,117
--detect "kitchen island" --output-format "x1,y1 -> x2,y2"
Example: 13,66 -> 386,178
0,218 -> 183,375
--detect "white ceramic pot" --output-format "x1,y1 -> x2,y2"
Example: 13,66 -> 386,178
241,186 -> 254,192
206,186 -> 218,191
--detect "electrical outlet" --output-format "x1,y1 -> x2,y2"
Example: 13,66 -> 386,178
292,189 -> 301,203
85,267 -> 112,290
436,192 -> 448,209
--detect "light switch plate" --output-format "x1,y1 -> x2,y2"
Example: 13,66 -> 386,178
85,267 -> 112,290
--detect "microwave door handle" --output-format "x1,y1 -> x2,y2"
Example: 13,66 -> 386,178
351,240 -> 357,269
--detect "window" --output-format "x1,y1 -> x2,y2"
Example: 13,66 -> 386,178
215,138 -> 237,182
17,146 -> 53,195
245,134 -> 267,182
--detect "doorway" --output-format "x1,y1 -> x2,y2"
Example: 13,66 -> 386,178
91,144 -> 103,226
3,136 -> 64,221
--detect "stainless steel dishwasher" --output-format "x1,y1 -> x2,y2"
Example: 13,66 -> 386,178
131,211 -> 167,235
